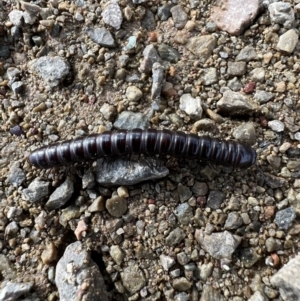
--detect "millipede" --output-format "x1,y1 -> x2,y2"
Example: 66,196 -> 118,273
27,129 -> 257,169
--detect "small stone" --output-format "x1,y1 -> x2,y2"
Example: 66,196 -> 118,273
7,164 -> 25,187
186,35 -> 217,62
106,196 -> 127,217
0,282 -> 33,301
82,170 -> 95,189
8,10 -> 23,27
179,94 -> 202,119
101,1 -> 123,30
86,27 -> 116,48
151,62 -> 164,101
248,291 -> 268,301
41,242 -> 57,264
198,262 -> 213,281
45,177 -> 74,210
177,252 -> 189,266
114,111 -> 149,129
192,182 -> 208,195
11,81 -> 23,95
157,4 -> 173,21
236,46 -> 258,62
251,67 -> 265,83
268,120 -> 285,132
277,29 -> 299,53
202,68 -> 218,85
254,90 -> 274,104
88,196 -> 105,212
141,9 -> 156,31
160,254 -> 176,271
74,219 -> 88,240
224,212 -> 243,230
166,227 -> 185,246
239,248 -> 261,268
265,237 -> 282,253
117,186 -> 129,198
110,245 -> 124,265
22,178 -> 50,202
121,265 -> 146,295
274,207 -> 296,230
200,285 -> 226,301
170,5 -> 188,29
21,2 -> 41,14
126,86 -> 143,102
175,203 -> 193,225
268,2 -> 295,28
172,277 -> 192,291
227,61 -> 246,77
207,190 -> 226,210
158,44 -> 180,63
178,184 -> 193,202
233,123 -> 256,145
100,103 -> 116,121
139,44 -> 161,74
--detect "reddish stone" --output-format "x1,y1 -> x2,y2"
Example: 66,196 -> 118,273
244,82 -> 256,94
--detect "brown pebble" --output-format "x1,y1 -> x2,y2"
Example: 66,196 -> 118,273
41,242 -> 57,264
264,206 -> 275,219
148,31 -> 158,42
243,82 -> 256,94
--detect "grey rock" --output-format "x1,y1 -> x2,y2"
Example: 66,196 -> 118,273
177,252 -> 189,266
224,212 -> 243,230
217,90 -> 255,115
233,123 -> 256,145
198,262 -> 213,280
179,93 -> 202,119
251,67 -> 265,83
158,44 -> 180,63
207,190 -> 226,209
95,157 -> 169,185
268,120 -> 285,132
32,35 -> 43,46
265,237 -> 282,253
195,229 -> 241,259
160,254 -> 176,271
22,178 -> 50,202
228,77 -> 243,91
170,5 -> 188,29
0,281 -> 33,301
203,68 -> 218,85
211,0 -> 259,35
192,181 -> 208,195
82,170 -> 95,189
123,36 -> 137,52
186,35 -> 217,62
21,1 -> 41,14
45,177 -> 74,210
157,4 -> 173,21
274,207 -> 296,230
141,9 -> 156,31
121,264 -> 146,294
270,254 -> 300,301
239,248 -> 261,268
139,44 -> 161,74
268,2 -> 295,28
86,27 -> 116,48
11,81 -> 23,95
175,203 -> 193,225
106,196 -> 127,217
7,164 -> 25,187
0,46 -> 10,60
110,245 -> 124,265
23,11 -> 38,25
172,277 -> 192,291
248,291 -> 268,301
5,222 -> 19,237
254,90 -> 274,104
114,111 -> 149,129
277,29 -> 299,53
6,67 -> 21,81
100,103 -> 116,121
227,61 -> 246,77
236,46 -> 258,62
200,284 -> 226,301
264,173 -> 285,189
174,292 -> 189,301
151,62 -> 164,101
178,184 -> 193,202
8,10 -> 23,27
101,1 -> 123,30
29,56 -> 70,88
55,241 -> 108,301
166,227 -> 185,246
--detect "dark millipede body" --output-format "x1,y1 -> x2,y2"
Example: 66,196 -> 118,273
28,129 -> 257,169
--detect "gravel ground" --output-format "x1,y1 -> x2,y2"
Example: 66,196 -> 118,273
1,0 -> 300,300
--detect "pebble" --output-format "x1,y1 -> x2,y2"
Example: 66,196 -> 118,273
126,86 -> 143,102
239,248 -> 261,268
174,292 -> 189,301
211,0 -> 260,35
100,103 -> 116,121
41,242 -> 57,264
55,241 -> 108,301
22,178 -> 49,202
186,35 -> 217,62
139,44 -> 161,74
268,120 -> 285,132
175,203 -> 193,225
101,1 -> 123,30
178,184 -> 193,202
114,111 -> 149,130
224,212 -> 243,230
82,170 -> 95,189
110,245 -> 124,265
251,67 -> 265,83
141,9 -> 156,31
207,190 -> 226,210
198,262 -> 213,281
5,221 -> 19,237
271,254 -> 300,301
166,227 -> 185,246
202,67 -> 218,85
45,177 -> 74,210
170,5 -> 188,29
200,285 -> 226,301
248,291 -> 268,301
160,254 -> 176,271
6,164 -> 25,187
0,281 -> 33,301
88,196 -> 105,212
86,27 -> 116,48
177,252 -> 189,266
11,81 -> 23,95
120,264 -> 146,295
268,2 -> 295,28
254,90 -> 274,104
106,196 -> 127,217
158,44 -> 180,63
96,157 -> 168,185
277,29 -> 299,53
233,123 -> 256,145
274,207 -> 296,230
192,181 -> 208,196
236,46 -> 258,62
22,2 -> 41,15
157,4 -> 173,21
217,90 -> 255,115
195,229 -> 241,260
172,277 -> 192,291
8,10 -> 24,27
227,61 -> 246,77
265,237 -> 282,253
151,62 -> 164,101
179,93 -> 203,119
29,56 -> 70,87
